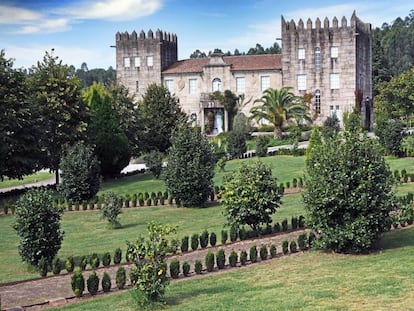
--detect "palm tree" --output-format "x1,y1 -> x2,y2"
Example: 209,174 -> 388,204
250,87 -> 311,139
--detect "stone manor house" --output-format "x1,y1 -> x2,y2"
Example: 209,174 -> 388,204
115,11 -> 373,133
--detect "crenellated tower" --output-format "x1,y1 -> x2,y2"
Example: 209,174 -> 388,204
281,11 -> 373,130
115,29 -> 178,99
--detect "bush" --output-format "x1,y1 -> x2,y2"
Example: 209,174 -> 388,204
273,222 -> 281,233
298,233 -> 308,251
195,260 -> 203,274
240,250 -> 248,265
249,245 -> 258,263
298,215 -> 305,228
191,234 -> 199,251
144,150 -> 164,179
229,251 -> 238,267
291,216 -> 298,229
259,245 -> 268,260
181,236 -> 189,252
308,231 -> 316,248
116,266 -> 126,289
182,261 -> 190,276
66,256 -> 75,273
200,230 -> 209,248
205,251 -> 215,272
210,232 -> 217,247
281,218 -> 288,231
169,238 -> 179,254
129,267 -> 139,285
79,256 -> 88,271
87,271 -> 99,296
282,241 -> 289,254
216,249 -> 226,269
221,230 -> 228,244
114,248 -> 122,265
290,241 -> 297,253
38,256 -> 48,277
102,252 -> 111,267
52,257 -> 62,275
71,268 -> 85,297
238,227 -> 248,240
89,253 -> 100,269
270,245 -> 277,258
256,135 -> 269,157
169,259 -> 180,279
230,225 -> 238,242
101,191 -> 122,228
13,189 -> 64,266
102,272 -> 111,292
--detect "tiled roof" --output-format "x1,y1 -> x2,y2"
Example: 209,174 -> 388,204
162,54 -> 282,74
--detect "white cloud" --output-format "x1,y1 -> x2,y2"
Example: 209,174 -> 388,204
17,18 -> 72,34
0,5 -> 41,24
61,0 -> 162,21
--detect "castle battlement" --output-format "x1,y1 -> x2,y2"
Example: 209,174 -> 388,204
115,29 -> 177,43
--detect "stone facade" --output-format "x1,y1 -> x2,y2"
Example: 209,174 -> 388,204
115,11 -> 373,132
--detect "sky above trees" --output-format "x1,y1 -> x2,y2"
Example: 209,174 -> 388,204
1,0 -> 412,69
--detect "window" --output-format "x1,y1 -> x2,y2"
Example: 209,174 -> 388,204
135,81 -> 139,93
315,89 -> 321,114
147,56 -> 153,67
315,47 -> 321,72
298,48 -> 305,60
165,79 -> 174,93
331,46 -> 338,58
236,77 -> 245,93
330,105 -> 340,116
134,56 -> 140,67
297,74 -> 307,91
261,76 -> 270,92
330,73 -> 340,89
212,78 -> 222,92
123,57 -> 130,68
189,79 -> 197,94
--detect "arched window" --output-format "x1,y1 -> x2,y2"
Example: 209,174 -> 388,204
315,47 -> 321,72
212,78 -> 222,92
315,89 -> 321,114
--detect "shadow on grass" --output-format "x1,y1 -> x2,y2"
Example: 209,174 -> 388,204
374,226 -> 414,251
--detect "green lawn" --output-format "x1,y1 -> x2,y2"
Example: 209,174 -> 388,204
0,171 -> 54,189
52,226 -> 414,311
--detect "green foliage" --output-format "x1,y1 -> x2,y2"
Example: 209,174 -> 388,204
102,252 -> 111,266
227,130 -> 247,159
303,127 -> 398,253
71,268 -> 85,297
52,257 -> 62,275
259,245 -> 268,260
249,245 -> 258,263
80,256 -> 87,270
376,118 -> 405,156
13,189 -> 64,266
129,267 -> 139,285
38,256 -> 48,277
270,245 -> 277,258
216,249 -> 226,269
298,215 -> 305,228
191,234 -> 199,251
221,230 -> 228,245
116,266 -> 126,289
165,123 -> 215,207
59,143 -> 100,204
143,151 -> 164,179
89,253 -> 100,269
298,233 -> 308,251
87,271 -> 99,296
209,232 -> 217,247
114,248 -> 122,264
402,135 -> 414,156
217,156 -> 227,172
291,216 -> 298,230
273,222 -> 281,233
281,218 -> 288,231
229,225 -> 238,242
182,261 -> 190,276
321,114 -> 340,139
229,250 -> 238,267
205,251 -> 215,272
289,241 -> 297,253
169,259 -> 180,279
181,236 -> 189,252
102,272 -> 111,292
126,222 -> 176,302
101,192 -> 122,228
308,232 -> 316,248
221,161 -> 282,232
305,129 -> 322,166
200,230 -> 209,248
282,241 -> 289,255
66,256 -> 75,273
256,135 -> 269,157
195,260 -> 203,274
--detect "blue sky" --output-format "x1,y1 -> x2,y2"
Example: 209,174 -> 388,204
1,0 -> 412,69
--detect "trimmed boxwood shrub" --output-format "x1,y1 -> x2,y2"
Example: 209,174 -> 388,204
240,250 -> 248,265
210,232 -> 217,247
102,252 -> 111,266
87,271 -> 99,296
116,266 -> 126,289
66,256 -> 75,273
298,233 -> 307,251
102,272 -> 111,292
221,230 -> 228,245
52,257 -> 62,275
89,253 -> 100,269
80,256 -> 88,271
239,227 -> 248,240
308,231 -> 316,247
249,245 -> 258,263
290,241 -> 297,253
216,249 -> 226,269
205,251 -> 215,272
273,222 -> 281,233
195,260 -> 202,274
200,230 -> 209,248
114,248 -> 122,265
169,259 -> 180,279
291,216 -> 298,229
298,215 -> 305,228
259,245 -> 268,260
181,236 -> 189,252
71,268 -> 85,297
270,245 -> 277,258
282,240 -> 289,254
182,261 -> 190,276
230,225 -> 238,242
38,256 -> 48,277
282,219 -> 288,231
191,234 -> 199,251
229,250 -> 238,267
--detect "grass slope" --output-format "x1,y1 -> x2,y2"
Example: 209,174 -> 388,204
0,171 -> 54,189
52,226 -> 414,311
